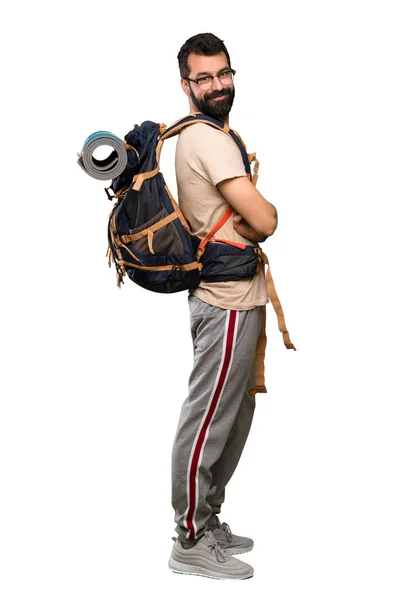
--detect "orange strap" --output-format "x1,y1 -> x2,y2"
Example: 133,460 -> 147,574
263,254 -> 296,351
120,213 -> 179,244
125,142 -> 140,160
132,166 -> 160,191
249,304 -> 268,396
160,113 -> 231,141
133,115 -> 233,192
116,260 -> 199,272
212,238 -> 247,250
197,206 -> 234,256
249,253 -> 296,396
248,153 -> 260,188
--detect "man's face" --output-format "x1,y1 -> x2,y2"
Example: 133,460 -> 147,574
183,52 -> 235,119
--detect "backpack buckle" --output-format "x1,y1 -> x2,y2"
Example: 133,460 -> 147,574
104,187 -> 115,201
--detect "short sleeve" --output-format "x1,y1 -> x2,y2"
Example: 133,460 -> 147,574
189,127 -> 247,186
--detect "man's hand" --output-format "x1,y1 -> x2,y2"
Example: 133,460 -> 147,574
233,214 -> 267,243
217,176 -> 278,238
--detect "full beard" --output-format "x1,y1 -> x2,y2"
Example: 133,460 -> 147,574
190,86 -> 235,119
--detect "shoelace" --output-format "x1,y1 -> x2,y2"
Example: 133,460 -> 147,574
173,531 -> 230,563
220,521 -> 233,543
206,536 -> 229,563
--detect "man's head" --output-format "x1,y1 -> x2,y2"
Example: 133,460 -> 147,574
177,33 -> 235,120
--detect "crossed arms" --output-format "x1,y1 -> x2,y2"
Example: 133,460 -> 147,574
217,176 -> 278,243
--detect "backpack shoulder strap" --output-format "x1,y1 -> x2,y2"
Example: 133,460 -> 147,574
133,114 -> 231,190
160,112 -> 229,140
158,113 -> 258,183
154,113 -> 229,167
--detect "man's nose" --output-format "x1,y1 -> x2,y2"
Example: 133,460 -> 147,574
211,76 -> 223,91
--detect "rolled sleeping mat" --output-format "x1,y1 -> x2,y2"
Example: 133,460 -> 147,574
77,131 -> 128,180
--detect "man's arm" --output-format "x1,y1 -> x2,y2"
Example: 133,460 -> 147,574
232,214 -> 269,243
217,176 -> 278,238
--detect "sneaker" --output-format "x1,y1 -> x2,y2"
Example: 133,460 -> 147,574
168,530 -> 254,580
210,516 -> 254,555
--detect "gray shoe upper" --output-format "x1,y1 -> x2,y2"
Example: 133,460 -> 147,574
169,531 -> 253,579
209,516 -> 254,553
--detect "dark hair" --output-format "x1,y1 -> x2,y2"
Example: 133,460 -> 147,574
177,33 -> 231,79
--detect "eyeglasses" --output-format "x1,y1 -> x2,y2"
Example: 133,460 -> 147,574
186,69 -> 236,90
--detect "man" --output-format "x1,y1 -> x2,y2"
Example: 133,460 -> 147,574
169,33 -> 278,580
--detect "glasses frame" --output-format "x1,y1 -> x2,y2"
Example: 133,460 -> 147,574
185,69 -> 236,88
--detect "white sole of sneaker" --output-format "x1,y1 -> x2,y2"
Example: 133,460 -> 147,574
168,558 -> 254,580
225,544 -> 254,556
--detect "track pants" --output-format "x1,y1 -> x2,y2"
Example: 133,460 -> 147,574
171,295 -> 263,541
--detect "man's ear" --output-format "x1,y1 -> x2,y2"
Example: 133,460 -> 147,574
181,78 -> 191,98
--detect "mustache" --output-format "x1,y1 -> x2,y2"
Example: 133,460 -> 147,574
204,89 -> 231,100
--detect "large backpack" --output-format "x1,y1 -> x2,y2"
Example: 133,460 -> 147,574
100,112 -> 296,394
105,112 -> 263,293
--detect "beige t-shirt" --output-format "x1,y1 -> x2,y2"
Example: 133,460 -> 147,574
175,122 -> 268,311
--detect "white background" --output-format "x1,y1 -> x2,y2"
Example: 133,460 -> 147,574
1,1 -> 399,598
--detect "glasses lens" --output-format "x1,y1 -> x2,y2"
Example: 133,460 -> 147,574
197,76 -> 213,89
219,71 -> 233,83
196,71 -> 234,89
